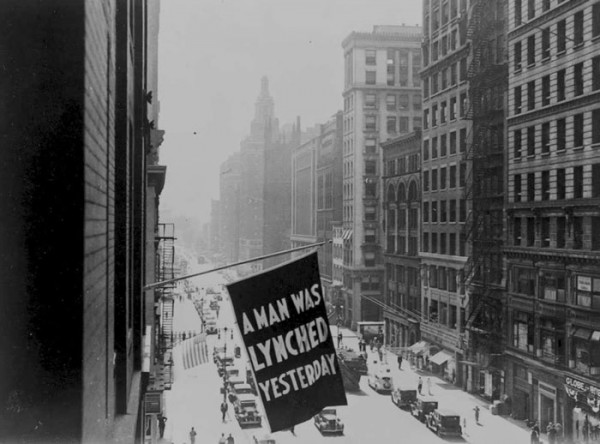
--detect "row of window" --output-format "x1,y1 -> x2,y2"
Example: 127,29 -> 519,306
422,231 -> 467,256
513,58 -> 600,115
386,207 -> 420,230
513,109 -> 600,159
422,263 -> 463,293
423,58 -> 467,98
385,154 -> 420,176
364,68 -> 420,88
385,235 -> 419,256
422,199 -> 467,223
512,216 -> 600,251
512,164 -> 600,203
365,92 -> 421,111
423,93 -> 468,128
364,114 -> 422,133
423,163 -> 467,192
423,129 -> 467,160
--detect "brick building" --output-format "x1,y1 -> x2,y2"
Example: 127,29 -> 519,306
0,1 -> 166,441
504,0 -> 600,437
341,25 -> 422,328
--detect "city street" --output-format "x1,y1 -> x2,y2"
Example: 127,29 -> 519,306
160,257 -> 532,444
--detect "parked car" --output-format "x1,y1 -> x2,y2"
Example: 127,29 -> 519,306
226,377 -> 246,400
410,396 -> 439,422
391,387 -> 417,410
234,394 -> 262,428
425,409 -> 462,437
368,366 -> 394,393
314,408 -> 344,435
252,434 -> 275,444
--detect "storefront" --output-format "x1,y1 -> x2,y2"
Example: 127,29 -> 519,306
565,375 -> 600,441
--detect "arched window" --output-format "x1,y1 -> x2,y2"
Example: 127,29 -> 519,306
397,183 -> 406,203
408,180 -> 418,201
387,184 -> 396,203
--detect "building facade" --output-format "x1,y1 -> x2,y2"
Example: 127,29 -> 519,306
0,1 -> 166,442
382,131 -> 423,353
504,0 -> 600,437
341,25 -> 422,328
219,152 -> 242,265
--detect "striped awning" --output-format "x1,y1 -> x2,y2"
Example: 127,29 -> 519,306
342,229 -> 353,240
181,333 -> 210,369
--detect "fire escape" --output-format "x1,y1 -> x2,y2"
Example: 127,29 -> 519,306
461,0 -> 507,366
154,223 -> 176,390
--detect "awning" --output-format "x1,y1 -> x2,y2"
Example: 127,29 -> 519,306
573,328 -> 592,340
430,350 -> 453,366
408,340 -> 430,354
591,331 -> 600,342
342,229 -> 353,240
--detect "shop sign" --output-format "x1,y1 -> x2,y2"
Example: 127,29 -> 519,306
577,276 -> 592,292
564,376 -> 600,413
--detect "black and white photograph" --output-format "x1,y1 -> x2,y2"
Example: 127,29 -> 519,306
1,0 -> 600,443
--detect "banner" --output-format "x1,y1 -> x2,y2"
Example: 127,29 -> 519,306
226,252 -> 347,432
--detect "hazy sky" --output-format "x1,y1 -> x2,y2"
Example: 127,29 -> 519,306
158,0 -> 422,223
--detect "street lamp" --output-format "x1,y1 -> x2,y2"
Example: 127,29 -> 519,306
222,327 -> 229,402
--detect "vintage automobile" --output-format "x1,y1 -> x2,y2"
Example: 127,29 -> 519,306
234,394 -> 262,428
252,434 -> 275,444
425,409 -> 462,437
226,377 -> 245,400
410,395 -> 439,422
391,386 -> 417,410
313,408 -> 344,435
367,366 -> 394,393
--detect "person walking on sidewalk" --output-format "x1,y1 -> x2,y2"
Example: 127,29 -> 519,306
189,427 -> 197,444
417,377 -> 423,395
218,433 -> 226,444
226,433 -> 234,444
473,406 -> 480,425
158,414 -> 167,438
530,421 -> 540,444
337,331 -> 343,348
220,401 -> 228,423
397,354 -> 403,370
547,422 -> 556,444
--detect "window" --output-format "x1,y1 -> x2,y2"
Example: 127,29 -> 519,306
542,75 -> 550,106
557,169 -> 566,199
460,58 -> 467,81
365,138 -> 376,153
574,11 -> 584,46
527,81 -> 535,111
573,217 -> 583,249
432,137 -> 438,159
542,170 -> 550,200
424,170 -> 430,191
574,114 -> 584,148
431,233 -> 438,253
527,217 -> 535,246
432,104 -> 438,127
557,69 -> 565,101
514,174 -> 522,202
541,123 -> 550,154
574,166 -> 583,198
431,201 -> 438,222
514,86 -> 522,114
514,129 -> 522,158
440,233 -> 447,254
459,199 -> 466,222
365,160 -> 376,175
424,109 -> 429,129
513,218 -> 522,245
451,63 -> 457,85
366,70 -> 376,85
595,3 -> 600,38
527,126 -> 535,157
594,109 -> 600,144
365,93 -> 376,108
594,164 -> 600,198
512,312 -> 533,352
440,134 -> 447,157
527,35 -> 535,66
557,118 -> 566,151
387,116 -> 397,133
450,165 -> 457,188
459,128 -> 466,153
385,94 -> 396,111
413,94 -> 421,110
365,206 -> 377,221
450,131 -> 457,155
515,0 -> 522,25
594,57 -> 600,91
460,93 -> 467,117
540,219 -> 549,247
557,217 -> 566,247
422,233 -> 429,252
432,169 -> 438,191
441,201 -> 447,223
527,172 -> 535,201
542,28 -> 550,60
399,94 -> 409,109
450,199 -> 456,222
423,140 -> 429,161
514,41 -> 522,70
441,67 -> 448,90
365,115 -> 376,130
440,167 -> 447,189
527,0 -> 535,20
574,63 -> 584,97
365,49 -> 376,65
459,162 -> 466,187
557,20 -> 566,53
423,201 -> 429,222
399,117 -> 409,133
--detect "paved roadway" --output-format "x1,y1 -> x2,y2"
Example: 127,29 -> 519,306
163,256 -> 530,444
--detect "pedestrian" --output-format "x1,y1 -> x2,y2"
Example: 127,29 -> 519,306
370,339 -> 374,352
337,331 -> 343,348
417,377 -> 423,395
158,414 -> 167,438
218,433 -> 226,444
473,406 -> 480,424
189,427 -> 197,444
397,354 -> 403,370
426,377 -> 432,395
554,422 -> 562,443
547,422 -> 556,444
220,400 -> 228,422
226,433 -> 234,444
530,426 -> 539,444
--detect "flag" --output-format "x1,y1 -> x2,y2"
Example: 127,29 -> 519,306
226,252 -> 347,432
181,333 -> 209,370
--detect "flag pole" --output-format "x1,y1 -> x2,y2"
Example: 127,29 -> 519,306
145,240 -> 331,290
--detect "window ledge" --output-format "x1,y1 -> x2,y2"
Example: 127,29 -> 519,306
573,145 -> 584,151
541,151 -> 550,157
573,42 -> 584,51
556,50 -> 566,57
541,56 -> 550,63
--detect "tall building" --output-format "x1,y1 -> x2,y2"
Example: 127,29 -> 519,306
0,1 -> 166,442
341,25 -> 422,328
238,77 -> 279,274
219,152 -> 242,265
420,0 -> 507,393
290,112 -> 343,306
504,0 -> 600,436
381,130 -> 423,353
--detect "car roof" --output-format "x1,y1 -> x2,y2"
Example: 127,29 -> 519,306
437,409 -> 460,416
417,395 -> 438,402
238,393 -> 257,401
